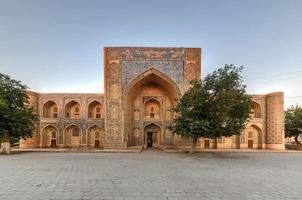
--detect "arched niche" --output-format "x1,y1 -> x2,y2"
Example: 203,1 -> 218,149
43,100 -> 58,118
144,123 -> 162,148
251,102 -> 261,118
124,68 -> 181,147
64,124 -> 81,146
87,125 -> 104,148
41,125 -> 58,148
65,100 -> 81,119
246,124 -> 263,149
144,97 -> 161,120
88,100 -> 102,119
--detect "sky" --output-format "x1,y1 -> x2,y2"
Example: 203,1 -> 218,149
0,0 -> 301,108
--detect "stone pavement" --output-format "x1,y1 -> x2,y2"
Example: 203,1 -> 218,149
0,150 -> 302,200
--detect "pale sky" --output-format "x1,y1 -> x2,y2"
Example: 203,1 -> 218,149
0,0 -> 301,108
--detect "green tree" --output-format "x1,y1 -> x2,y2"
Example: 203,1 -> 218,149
170,65 -> 252,153
285,105 -> 302,146
0,73 -> 37,149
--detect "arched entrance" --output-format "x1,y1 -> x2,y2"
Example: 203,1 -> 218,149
87,125 -> 104,148
124,68 -> 181,148
41,125 -> 58,148
246,125 -> 263,149
144,123 -> 161,148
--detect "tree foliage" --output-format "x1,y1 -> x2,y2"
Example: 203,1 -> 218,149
0,73 -> 37,144
285,105 -> 302,146
170,65 -> 252,152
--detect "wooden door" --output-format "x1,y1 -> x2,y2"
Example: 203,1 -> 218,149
95,140 -> 100,148
204,140 -> 209,149
51,139 -> 56,148
248,140 -> 253,149
147,132 -> 153,148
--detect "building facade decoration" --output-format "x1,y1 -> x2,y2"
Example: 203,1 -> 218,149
21,47 -> 285,150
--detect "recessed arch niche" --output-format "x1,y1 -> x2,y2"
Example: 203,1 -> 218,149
124,68 -> 181,147
65,100 -> 81,119
245,124 -> 263,149
88,100 -> 102,119
43,100 -> 58,118
41,125 -> 58,148
251,102 -> 261,118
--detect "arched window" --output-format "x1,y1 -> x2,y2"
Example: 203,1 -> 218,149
96,107 -> 101,112
248,131 -> 253,138
144,98 -> 160,120
74,107 -> 80,116
53,107 -> 58,118
51,131 -> 56,138
95,131 -> 100,139
95,107 -> 101,118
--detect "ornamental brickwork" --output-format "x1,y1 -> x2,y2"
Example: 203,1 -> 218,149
265,92 -> 285,148
20,47 -> 285,150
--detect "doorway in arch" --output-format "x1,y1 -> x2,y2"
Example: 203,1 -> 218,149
144,124 -> 161,149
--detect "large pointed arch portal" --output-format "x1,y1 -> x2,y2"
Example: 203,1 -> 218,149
104,47 -> 201,149
123,68 -> 181,148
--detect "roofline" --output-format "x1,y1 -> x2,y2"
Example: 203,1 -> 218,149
26,90 -> 104,95
104,46 -> 201,49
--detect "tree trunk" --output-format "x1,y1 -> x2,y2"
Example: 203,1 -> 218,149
0,130 -> 10,154
294,135 -> 300,146
189,136 -> 198,153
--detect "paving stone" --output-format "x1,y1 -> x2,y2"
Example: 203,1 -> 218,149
0,151 -> 302,200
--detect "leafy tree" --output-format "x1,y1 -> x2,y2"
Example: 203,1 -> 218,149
0,73 -> 37,146
285,105 -> 302,146
170,65 -> 252,153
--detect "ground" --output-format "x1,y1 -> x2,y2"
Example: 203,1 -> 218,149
0,151 -> 301,200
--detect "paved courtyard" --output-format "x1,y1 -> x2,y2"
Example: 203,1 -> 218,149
0,151 -> 302,200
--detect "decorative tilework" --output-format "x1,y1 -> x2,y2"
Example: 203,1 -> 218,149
122,60 -> 184,92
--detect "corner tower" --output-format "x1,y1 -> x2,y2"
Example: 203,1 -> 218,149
265,92 -> 285,149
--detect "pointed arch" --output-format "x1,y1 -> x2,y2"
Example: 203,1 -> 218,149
64,124 -> 82,146
41,125 -> 58,147
65,100 -> 81,119
143,122 -> 162,129
144,123 -> 162,148
43,100 -> 58,118
251,101 -> 261,118
124,67 -> 181,97
246,124 -> 263,149
144,98 -> 161,120
124,68 -> 181,147
87,124 -> 104,148
143,96 -> 161,104
88,100 -> 103,119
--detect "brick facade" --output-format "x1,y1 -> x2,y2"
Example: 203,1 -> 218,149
20,47 -> 285,150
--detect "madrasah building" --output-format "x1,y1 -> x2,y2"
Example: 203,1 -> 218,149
21,47 -> 285,150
